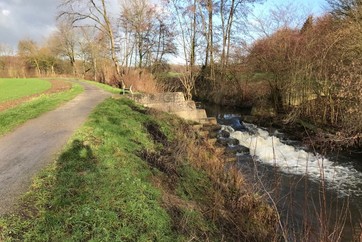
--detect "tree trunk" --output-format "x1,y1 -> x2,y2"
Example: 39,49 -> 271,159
100,0 -> 124,86
225,0 -> 235,67
34,59 -> 41,77
190,0 -> 197,69
70,57 -> 76,76
220,0 -> 226,68
208,0 -> 215,82
93,58 -> 97,81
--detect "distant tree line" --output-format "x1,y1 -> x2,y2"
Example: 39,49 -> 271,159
0,0 -> 179,87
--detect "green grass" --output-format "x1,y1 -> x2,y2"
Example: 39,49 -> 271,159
0,83 -> 83,136
156,71 -> 182,80
0,98 -> 216,241
0,78 -> 52,103
82,80 -> 124,94
167,72 -> 182,77
0,98 -> 278,241
0,98 -> 175,241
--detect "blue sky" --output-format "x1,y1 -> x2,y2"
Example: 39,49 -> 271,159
245,0 -> 329,40
254,0 -> 328,16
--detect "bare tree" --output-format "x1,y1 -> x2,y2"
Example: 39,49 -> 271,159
195,0 -> 215,80
58,0 -> 123,85
327,0 -> 362,18
78,26 -> 113,82
167,0 -> 202,99
220,0 -> 237,68
119,0 -> 156,68
0,43 -> 14,56
18,39 -> 41,76
152,15 -> 177,66
49,19 -> 79,76
248,2 -> 307,39
0,44 -> 16,77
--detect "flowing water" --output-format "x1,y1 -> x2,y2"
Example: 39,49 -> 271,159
203,103 -> 362,241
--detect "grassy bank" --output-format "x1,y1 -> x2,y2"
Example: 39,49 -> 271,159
0,98 -> 278,241
0,78 -> 51,103
82,80 -> 124,95
0,82 -> 83,136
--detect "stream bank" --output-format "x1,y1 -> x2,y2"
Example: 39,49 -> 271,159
201,101 -> 362,241
198,101 -> 361,154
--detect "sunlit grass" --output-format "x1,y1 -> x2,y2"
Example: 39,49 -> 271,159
0,98 -> 176,241
0,83 -> 83,136
0,78 -> 52,103
82,80 -> 124,94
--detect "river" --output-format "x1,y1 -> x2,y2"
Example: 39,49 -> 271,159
202,103 -> 362,241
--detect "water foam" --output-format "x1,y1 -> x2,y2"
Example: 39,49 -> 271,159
225,123 -> 362,197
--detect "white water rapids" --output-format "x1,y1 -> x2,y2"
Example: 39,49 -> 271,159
223,122 -> 362,197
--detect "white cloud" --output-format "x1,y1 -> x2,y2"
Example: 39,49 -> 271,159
0,0 -> 58,48
2,9 -> 10,16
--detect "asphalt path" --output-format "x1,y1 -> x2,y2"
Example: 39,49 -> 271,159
0,81 -> 111,215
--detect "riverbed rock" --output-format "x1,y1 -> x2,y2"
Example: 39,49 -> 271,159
202,124 -> 221,133
236,154 -> 253,163
230,118 -> 247,131
224,145 -> 250,157
220,130 -> 230,138
218,117 -> 247,131
217,137 -> 229,146
228,138 -> 240,146
217,137 -> 240,146
226,144 -> 250,154
237,145 -> 250,154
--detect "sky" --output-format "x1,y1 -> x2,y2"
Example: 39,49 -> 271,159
0,0 -> 58,50
253,0 -> 328,16
247,0 -> 328,41
0,0 -> 328,51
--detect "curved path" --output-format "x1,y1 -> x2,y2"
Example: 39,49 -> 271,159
0,81 -> 111,215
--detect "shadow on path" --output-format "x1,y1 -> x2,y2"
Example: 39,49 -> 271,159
0,81 -> 111,215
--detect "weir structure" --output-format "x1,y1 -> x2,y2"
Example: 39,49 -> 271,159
130,92 -> 246,166
131,92 -> 216,124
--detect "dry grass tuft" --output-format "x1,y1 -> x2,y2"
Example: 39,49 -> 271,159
122,69 -> 160,93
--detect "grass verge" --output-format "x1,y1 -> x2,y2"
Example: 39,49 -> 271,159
81,80 -> 125,95
0,78 -> 51,103
0,98 -> 278,241
0,82 -> 83,136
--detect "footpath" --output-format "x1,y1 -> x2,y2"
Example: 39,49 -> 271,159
0,81 -> 110,215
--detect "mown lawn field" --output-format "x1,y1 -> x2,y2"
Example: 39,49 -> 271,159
0,78 -> 51,103
0,81 -> 83,136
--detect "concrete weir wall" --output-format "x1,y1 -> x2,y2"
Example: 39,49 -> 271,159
131,92 -> 209,123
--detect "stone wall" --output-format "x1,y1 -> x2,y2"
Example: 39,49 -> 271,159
131,92 -> 208,123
